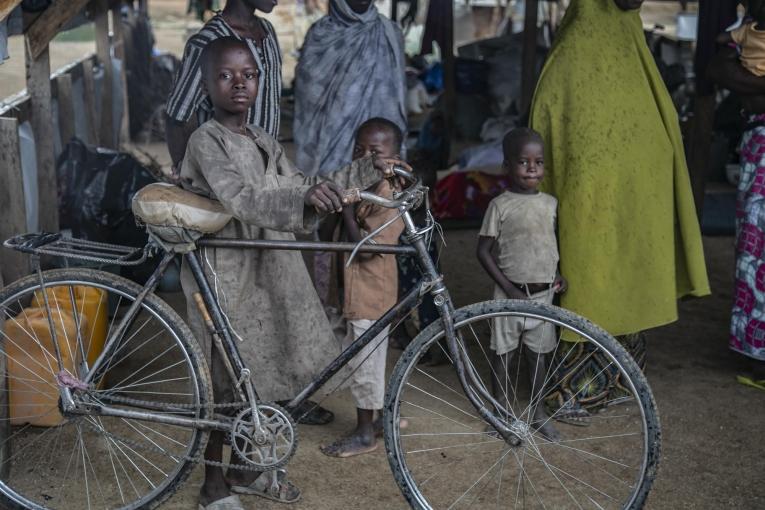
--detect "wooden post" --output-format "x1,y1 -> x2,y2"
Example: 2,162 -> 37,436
442,0 -> 455,161
94,0 -> 114,148
520,0 -> 539,114
687,94 -> 716,219
80,58 -> 100,145
0,117 -> 30,284
55,74 -> 75,152
112,4 -> 131,145
24,43 -> 58,233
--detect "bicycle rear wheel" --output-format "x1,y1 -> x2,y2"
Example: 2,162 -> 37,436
384,299 -> 660,509
0,268 -> 212,509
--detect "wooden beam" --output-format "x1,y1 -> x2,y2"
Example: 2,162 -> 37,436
112,5 -> 131,145
80,57 -> 100,145
0,0 -> 21,23
94,0 -> 114,148
55,73 -> 75,151
25,0 -> 90,60
442,0 -> 455,163
0,117 -> 29,284
520,0 -> 539,114
25,42 -> 58,232
687,93 -> 716,219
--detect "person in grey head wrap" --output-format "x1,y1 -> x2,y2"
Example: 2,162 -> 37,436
294,0 -> 407,176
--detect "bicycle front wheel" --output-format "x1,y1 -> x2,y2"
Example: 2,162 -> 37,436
384,299 -> 660,509
0,268 -> 212,509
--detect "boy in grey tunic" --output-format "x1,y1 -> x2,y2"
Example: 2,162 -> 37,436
476,128 -> 567,443
179,37 -> 404,509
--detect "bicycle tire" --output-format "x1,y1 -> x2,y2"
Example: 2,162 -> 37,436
0,268 -> 213,510
384,299 -> 661,509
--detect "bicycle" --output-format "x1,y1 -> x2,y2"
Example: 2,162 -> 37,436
0,167 -> 660,509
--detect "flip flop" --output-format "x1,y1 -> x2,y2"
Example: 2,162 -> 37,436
197,495 -> 245,510
736,375 -> 765,391
549,396 -> 592,427
231,471 -> 301,504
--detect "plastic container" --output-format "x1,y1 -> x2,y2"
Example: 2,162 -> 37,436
5,307 -> 87,426
33,286 -> 108,365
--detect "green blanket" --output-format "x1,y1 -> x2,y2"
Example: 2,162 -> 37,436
530,0 -> 710,336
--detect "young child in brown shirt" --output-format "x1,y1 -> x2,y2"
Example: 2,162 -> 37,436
321,118 -> 405,458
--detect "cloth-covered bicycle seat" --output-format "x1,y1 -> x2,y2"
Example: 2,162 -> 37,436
132,182 -> 232,251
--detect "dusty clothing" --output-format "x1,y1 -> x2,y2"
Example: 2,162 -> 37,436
479,191 -> 559,284
343,320 -> 389,409
179,119 -> 380,401
491,286 -> 556,355
344,180 -> 405,320
731,22 -> 765,77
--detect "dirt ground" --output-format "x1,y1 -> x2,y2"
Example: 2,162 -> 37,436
139,231 -> 763,510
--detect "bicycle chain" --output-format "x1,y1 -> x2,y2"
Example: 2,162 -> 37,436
80,391 -> 278,472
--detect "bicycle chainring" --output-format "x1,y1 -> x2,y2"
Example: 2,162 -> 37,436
229,402 -> 297,471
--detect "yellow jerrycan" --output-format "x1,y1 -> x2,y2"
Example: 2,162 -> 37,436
33,285 -> 108,365
4,307 -> 87,426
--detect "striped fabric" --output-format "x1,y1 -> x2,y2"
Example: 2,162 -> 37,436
166,14 -> 282,138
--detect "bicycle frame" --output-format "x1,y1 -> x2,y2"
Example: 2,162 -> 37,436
69,208 -> 516,443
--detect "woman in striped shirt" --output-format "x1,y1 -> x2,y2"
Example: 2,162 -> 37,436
165,0 -> 282,171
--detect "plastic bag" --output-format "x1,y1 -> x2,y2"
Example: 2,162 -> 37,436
56,139 -> 156,248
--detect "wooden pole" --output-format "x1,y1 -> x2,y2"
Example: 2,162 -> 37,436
80,57 -> 100,145
442,0 -> 455,160
25,43 -> 58,232
55,73 -> 75,152
0,117 -> 30,284
94,0 -> 115,148
687,94 -> 716,219
112,4 -> 131,145
520,0 -> 539,114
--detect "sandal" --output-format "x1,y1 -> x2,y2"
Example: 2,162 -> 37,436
197,495 -> 245,510
550,396 -> 592,427
231,470 -> 301,504
736,375 -> 765,391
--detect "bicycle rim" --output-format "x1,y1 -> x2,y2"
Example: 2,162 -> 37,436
385,299 -> 660,509
0,269 -> 212,509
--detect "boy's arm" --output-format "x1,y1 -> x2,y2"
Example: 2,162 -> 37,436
716,31 -> 734,45
343,206 -> 364,243
476,236 -> 526,300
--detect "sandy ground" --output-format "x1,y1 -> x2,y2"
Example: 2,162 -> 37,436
134,232 -> 763,510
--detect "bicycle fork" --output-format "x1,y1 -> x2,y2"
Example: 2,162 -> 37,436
404,217 -> 522,445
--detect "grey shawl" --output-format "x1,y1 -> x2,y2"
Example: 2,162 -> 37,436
294,0 -> 407,176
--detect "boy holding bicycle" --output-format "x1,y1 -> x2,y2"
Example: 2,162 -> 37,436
321,118 -> 405,458
178,37 -> 405,509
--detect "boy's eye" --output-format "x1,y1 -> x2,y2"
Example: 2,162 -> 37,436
245,72 -> 256,79
219,72 -> 231,79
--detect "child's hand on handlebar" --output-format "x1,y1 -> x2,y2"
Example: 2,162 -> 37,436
305,181 -> 346,213
373,156 -> 412,179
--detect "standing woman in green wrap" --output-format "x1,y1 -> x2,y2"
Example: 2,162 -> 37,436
530,0 -> 710,420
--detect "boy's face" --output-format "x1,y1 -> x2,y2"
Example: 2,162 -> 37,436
204,46 -> 259,115
353,128 -> 398,160
244,0 -> 278,14
613,0 -> 644,10
505,140 -> 544,194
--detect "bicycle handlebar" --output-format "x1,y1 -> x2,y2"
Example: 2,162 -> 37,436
343,164 -> 426,210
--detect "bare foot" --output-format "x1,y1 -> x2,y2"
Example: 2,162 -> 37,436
372,415 -> 409,438
320,430 -> 378,458
533,408 -> 561,443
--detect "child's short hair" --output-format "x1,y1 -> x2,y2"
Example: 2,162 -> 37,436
356,117 -> 404,152
502,127 -> 544,161
200,36 -> 252,80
